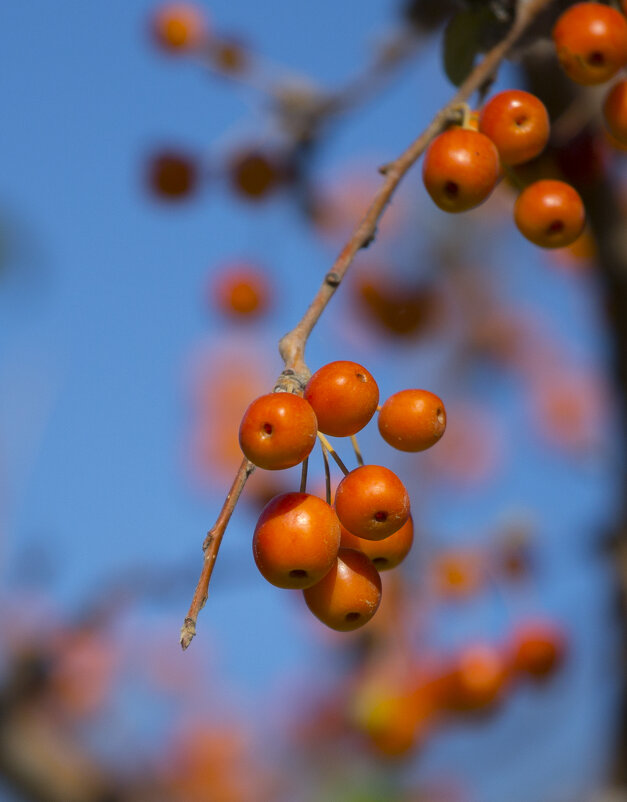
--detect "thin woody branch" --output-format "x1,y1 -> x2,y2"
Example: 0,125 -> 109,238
182,0 -> 556,649
180,458 -> 255,649
278,0 -> 555,375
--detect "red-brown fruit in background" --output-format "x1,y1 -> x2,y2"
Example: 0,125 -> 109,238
228,149 -> 282,200
514,179 -> 585,249
152,3 -> 208,52
378,389 -> 446,452
479,90 -> 550,166
253,493 -> 340,589
552,2 -> 627,85
303,548 -> 382,631
304,361 -> 379,437
511,621 -> 568,681
238,393 -> 317,470
211,262 -> 271,319
335,465 -> 410,541
147,151 -> 198,200
340,516 -> 414,571
603,80 -> 627,144
422,128 -> 500,213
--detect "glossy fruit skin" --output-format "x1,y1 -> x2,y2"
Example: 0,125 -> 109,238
304,361 -> 379,437
335,465 -> 410,541
303,548 -> 382,631
514,179 -> 586,249
212,262 -> 270,319
511,621 -> 567,680
339,516 -> 414,571
253,493 -> 340,589
147,151 -> 198,200
152,3 -> 207,53
239,393 -> 317,470
422,127 -> 500,213
603,80 -> 627,143
552,2 -> 627,86
378,389 -> 446,452
479,90 -> 550,166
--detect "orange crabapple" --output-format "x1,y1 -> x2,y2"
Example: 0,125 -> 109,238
422,127 -> 500,213
303,548 -> 382,631
334,464 -> 410,541
478,89 -> 550,166
211,262 -> 271,319
238,392 -> 317,470
152,3 -> 208,53
603,80 -> 627,144
552,2 -> 627,86
514,179 -> 586,249
378,389 -> 446,452
339,515 -> 414,571
303,360 -> 379,437
442,642 -> 510,715
252,493 -> 340,589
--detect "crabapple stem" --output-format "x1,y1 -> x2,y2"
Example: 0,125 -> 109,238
180,457 -> 255,650
300,456 -> 309,494
500,162 -> 525,191
320,438 -> 332,505
317,432 -> 350,476
350,434 -> 364,467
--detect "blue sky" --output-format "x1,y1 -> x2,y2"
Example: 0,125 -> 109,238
0,2 -> 623,801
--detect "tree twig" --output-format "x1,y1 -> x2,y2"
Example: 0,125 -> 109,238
181,0 -> 556,649
278,0 -> 555,375
180,458 -> 255,650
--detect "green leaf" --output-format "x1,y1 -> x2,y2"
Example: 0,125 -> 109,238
442,5 -> 496,86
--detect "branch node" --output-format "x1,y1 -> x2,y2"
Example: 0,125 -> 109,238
325,271 -> 341,287
361,232 -> 376,249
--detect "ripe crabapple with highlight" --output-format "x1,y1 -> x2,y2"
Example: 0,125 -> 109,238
304,360 -> 379,437
552,2 -> 627,86
479,90 -> 550,166
422,127 -> 500,213
303,548 -> 382,631
603,80 -> 627,144
238,392 -> 317,470
378,389 -> 446,452
152,3 -> 208,53
514,179 -> 586,249
339,516 -> 414,571
335,464 -> 410,541
253,493 -> 340,589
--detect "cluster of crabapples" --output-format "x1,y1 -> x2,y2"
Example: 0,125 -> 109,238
423,1 -> 627,248
237,361 -> 446,632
